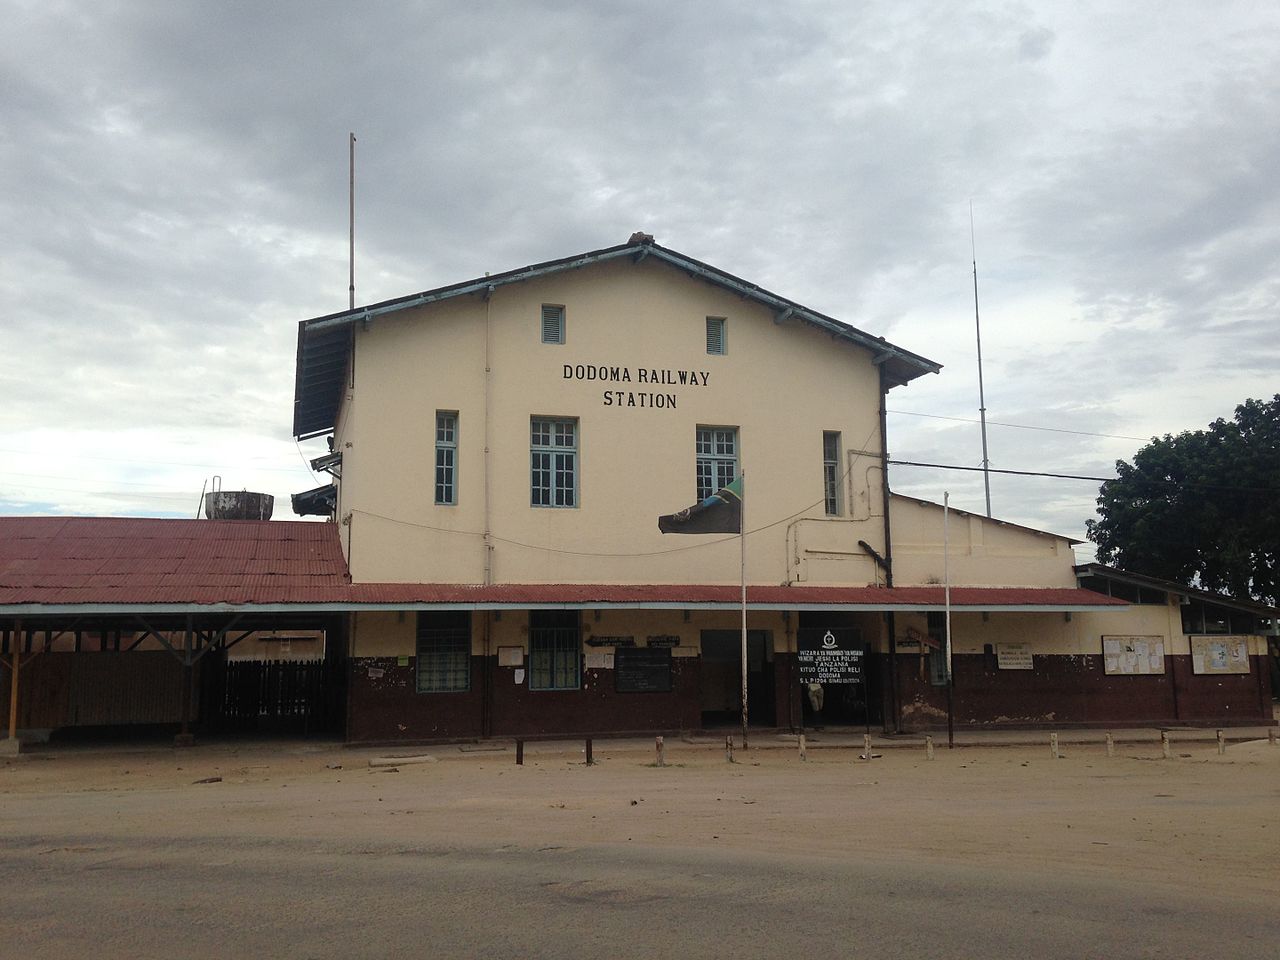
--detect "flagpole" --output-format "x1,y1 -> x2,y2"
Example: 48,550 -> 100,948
740,472 -> 749,751
944,491 -> 955,749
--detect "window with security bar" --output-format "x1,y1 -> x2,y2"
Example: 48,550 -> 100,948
541,304 -> 565,344
696,426 -> 738,501
416,611 -> 471,693
823,430 -> 841,515
435,411 -> 458,505
531,417 -> 577,507
529,610 -> 580,690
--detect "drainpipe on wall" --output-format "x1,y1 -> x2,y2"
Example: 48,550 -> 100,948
879,366 -> 901,734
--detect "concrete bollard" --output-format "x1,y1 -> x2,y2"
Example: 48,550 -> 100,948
1161,730 -> 1172,760
1050,732 -> 1059,760
1270,728 -> 1276,746
655,736 -> 665,767
1105,732 -> 1115,758
1216,730 -> 1225,756
863,734 -> 872,762
798,733 -> 807,761
925,735 -> 935,761
725,735 -> 735,763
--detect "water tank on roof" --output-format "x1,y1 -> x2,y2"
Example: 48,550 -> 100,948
204,490 -> 275,520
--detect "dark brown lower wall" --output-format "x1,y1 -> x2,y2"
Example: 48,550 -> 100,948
0,651 -> 192,729
347,655 -> 702,745
897,653 -> 1273,729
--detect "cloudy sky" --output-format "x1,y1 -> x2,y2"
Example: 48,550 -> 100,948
3,1 -> 1277,559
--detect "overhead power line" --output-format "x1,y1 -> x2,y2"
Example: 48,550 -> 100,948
888,459 -> 1278,495
887,409 -> 1149,442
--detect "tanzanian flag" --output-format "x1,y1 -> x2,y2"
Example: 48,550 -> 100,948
658,476 -> 743,534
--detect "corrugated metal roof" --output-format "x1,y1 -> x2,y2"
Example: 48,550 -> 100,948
0,517 -> 350,606
1,517 -> 1123,613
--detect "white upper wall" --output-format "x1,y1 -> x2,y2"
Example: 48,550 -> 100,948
334,256 -> 898,585
888,494 -> 1078,587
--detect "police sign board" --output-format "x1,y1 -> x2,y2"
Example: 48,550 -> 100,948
796,629 -> 864,686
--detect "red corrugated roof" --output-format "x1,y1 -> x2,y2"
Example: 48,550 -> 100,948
0,517 -> 1124,610
0,517 -> 350,605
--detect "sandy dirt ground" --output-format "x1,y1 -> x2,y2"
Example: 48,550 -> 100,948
3,736 -> 1278,958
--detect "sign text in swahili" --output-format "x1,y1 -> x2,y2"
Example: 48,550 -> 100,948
562,364 -> 710,409
796,629 -> 865,685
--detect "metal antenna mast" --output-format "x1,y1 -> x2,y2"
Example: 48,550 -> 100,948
971,202 -> 992,517
349,133 -> 356,310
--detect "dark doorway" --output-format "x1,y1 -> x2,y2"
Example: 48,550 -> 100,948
699,629 -> 773,727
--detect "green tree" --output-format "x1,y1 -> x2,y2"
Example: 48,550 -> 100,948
1086,396 -> 1280,606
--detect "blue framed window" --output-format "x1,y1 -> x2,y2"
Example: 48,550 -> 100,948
531,417 -> 577,507
435,411 -> 458,505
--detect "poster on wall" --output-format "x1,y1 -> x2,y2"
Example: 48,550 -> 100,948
1190,636 -> 1251,675
1102,636 -> 1166,676
996,643 -> 1034,670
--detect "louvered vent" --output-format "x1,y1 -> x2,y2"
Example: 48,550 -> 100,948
541,305 -> 565,344
706,317 -> 726,355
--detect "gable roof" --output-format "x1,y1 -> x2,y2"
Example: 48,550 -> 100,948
293,235 -> 942,439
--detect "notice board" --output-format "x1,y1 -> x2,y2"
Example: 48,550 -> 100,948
1102,636 -> 1166,676
614,647 -> 673,693
1190,636 -> 1250,675
796,629 -> 864,685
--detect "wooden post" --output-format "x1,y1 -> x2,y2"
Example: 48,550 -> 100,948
515,739 -> 524,765
798,733 -> 807,761
1050,732 -> 1059,760
1105,732 -> 1115,758
1216,729 -> 1225,756
925,735 -> 935,760
1161,730 -> 1172,760
655,736 -> 665,767
7,619 -> 21,742
725,735 -> 735,763
585,737 -> 593,766
863,733 -> 872,761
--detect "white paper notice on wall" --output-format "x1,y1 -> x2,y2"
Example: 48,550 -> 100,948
367,667 -> 385,679
1102,636 -> 1166,675
514,668 -> 525,684
497,646 -> 524,667
996,643 -> 1034,670
585,652 -> 614,670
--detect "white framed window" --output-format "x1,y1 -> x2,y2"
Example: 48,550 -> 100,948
706,316 -> 726,355
435,411 -> 458,505
529,610 -> 580,690
823,431 -> 841,515
696,426 -> 738,501
416,611 -> 471,693
531,416 -> 577,507
541,304 -> 565,344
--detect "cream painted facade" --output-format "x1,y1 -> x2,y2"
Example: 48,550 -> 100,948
332,256 -> 889,587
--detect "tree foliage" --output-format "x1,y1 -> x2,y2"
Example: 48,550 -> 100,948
1086,396 -> 1280,606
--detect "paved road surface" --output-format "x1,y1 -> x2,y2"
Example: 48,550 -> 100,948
4,832 -> 1275,959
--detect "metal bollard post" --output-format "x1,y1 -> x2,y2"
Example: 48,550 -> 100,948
1216,730 -> 1225,756
1050,733 -> 1059,760
516,739 -> 524,766
655,736 -> 665,767
798,733 -> 807,761
1161,730 -> 1172,760
863,734 -> 872,762
725,735 -> 735,763
925,735 -> 934,761
1105,732 -> 1115,758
